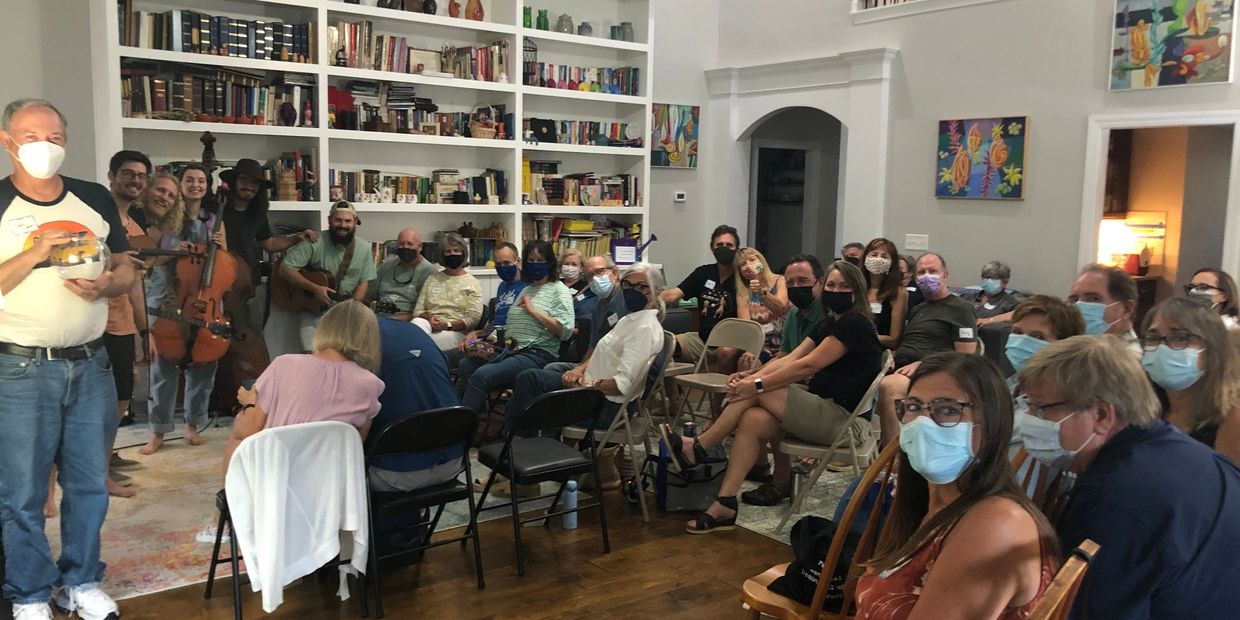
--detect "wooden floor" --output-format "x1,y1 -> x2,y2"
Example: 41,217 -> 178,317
8,492 -> 789,619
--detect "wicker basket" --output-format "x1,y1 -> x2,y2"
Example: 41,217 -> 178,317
468,103 -> 498,140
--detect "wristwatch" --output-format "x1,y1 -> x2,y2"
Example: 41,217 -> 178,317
753,378 -> 765,393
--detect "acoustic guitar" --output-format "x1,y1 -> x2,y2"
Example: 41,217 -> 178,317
270,264 -> 339,313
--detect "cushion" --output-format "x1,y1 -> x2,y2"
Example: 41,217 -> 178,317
478,438 -> 591,482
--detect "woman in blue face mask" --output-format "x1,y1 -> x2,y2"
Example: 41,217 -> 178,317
856,353 -> 1061,619
972,260 -> 1024,328
1140,297 -> 1240,464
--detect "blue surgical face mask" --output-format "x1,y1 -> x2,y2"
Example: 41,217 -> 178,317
590,274 -> 614,297
1005,334 -> 1049,372
497,264 -> 519,283
1075,301 -> 1118,335
524,261 -> 551,282
1142,344 -> 1204,391
898,416 -> 975,484
981,278 -> 1002,296
1018,410 -> 1095,470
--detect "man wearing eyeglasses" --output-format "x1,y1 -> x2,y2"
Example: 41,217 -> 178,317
1016,335 -> 1240,619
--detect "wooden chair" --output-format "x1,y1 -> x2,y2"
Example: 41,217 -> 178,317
670,318 -> 765,427
776,351 -> 891,532
741,440 -> 902,620
1027,540 -> 1100,620
1010,447 -> 1073,523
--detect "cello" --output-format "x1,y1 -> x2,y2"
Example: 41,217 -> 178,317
149,209 -> 237,366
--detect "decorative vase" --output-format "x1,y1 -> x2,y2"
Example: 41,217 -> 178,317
621,21 -> 635,42
448,0 -> 460,18
610,25 -> 624,40
422,0 -> 436,14
536,9 -> 549,30
577,22 -> 593,37
555,14 -> 574,34
465,0 -> 483,21
523,6 -> 532,28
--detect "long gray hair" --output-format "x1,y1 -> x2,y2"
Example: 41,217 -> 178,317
619,262 -> 667,322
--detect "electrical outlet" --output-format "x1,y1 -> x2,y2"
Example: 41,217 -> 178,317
673,190 -> 687,203
905,234 -> 929,251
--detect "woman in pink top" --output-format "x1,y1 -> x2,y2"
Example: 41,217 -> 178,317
224,300 -> 385,472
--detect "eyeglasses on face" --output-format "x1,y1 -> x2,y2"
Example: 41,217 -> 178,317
118,170 -> 149,181
588,266 -> 613,278
895,397 -> 976,428
1184,283 -> 1221,295
1142,329 -> 1202,351
620,280 -> 651,294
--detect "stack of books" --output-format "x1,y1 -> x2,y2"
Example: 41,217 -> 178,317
525,118 -> 641,147
523,64 -> 640,96
117,1 -> 314,63
120,60 -> 316,125
523,217 -> 637,258
327,20 -> 509,83
269,151 -> 318,202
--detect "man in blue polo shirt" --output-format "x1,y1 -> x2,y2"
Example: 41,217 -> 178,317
1018,335 -> 1240,619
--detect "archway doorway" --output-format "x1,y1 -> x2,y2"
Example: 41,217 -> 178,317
744,107 -> 843,269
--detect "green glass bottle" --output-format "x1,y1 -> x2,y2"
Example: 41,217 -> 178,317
523,6 -> 532,28
536,9 -> 549,30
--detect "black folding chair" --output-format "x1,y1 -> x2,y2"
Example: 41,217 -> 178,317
469,387 -> 609,576
364,406 -> 483,618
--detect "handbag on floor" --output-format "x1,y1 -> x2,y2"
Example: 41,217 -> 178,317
649,443 -> 727,512
766,515 -> 859,611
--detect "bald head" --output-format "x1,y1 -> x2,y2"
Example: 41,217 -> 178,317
396,227 -> 422,248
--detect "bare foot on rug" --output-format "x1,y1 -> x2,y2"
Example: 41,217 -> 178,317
185,426 -> 206,446
108,478 -> 137,498
139,433 -> 164,455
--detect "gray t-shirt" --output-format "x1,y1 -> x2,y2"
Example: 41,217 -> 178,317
894,294 -> 977,367
374,257 -> 437,313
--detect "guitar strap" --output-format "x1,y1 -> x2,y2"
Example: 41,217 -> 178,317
332,240 -> 355,299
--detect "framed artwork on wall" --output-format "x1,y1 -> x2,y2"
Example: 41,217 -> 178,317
651,103 -> 699,169
935,116 -> 1027,200
1111,0 -> 1235,91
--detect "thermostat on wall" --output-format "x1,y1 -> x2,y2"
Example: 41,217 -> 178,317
673,191 -> 687,203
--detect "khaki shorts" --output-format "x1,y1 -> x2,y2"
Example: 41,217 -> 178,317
780,384 -> 870,446
675,331 -> 708,364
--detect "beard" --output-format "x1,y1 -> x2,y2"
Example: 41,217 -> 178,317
330,227 -> 356,246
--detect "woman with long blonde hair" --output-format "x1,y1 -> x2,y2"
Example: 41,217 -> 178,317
734,247 -> 789,368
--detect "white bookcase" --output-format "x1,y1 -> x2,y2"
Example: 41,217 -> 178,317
90,0 -> 653,294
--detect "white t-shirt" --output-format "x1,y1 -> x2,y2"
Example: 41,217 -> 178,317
0,177 -> 129,347
584,308 -> 663,403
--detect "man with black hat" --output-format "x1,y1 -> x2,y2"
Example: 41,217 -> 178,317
265,200 -> 377,356
219,158 -> 317,286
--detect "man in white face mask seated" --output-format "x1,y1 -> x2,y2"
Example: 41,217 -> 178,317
1017,335 -> 1240,619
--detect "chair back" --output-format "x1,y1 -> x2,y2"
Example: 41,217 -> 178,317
1027,540 -> 1100,620
809,440 -> 902,616
366,406 -> 478,465
1010,447 -> 1072,523
695,318 -> 765,372
509,387 -> 607,434
643,330 -> 678,402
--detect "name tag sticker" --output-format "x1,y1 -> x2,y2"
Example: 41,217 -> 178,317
409,349 -> 422,358
959,328 -> 975,339
870,302 -> 883,314
705,279 -> 716,290
607,313 -> 619,326
983,302 -> 996,310
8,216 -> 36,237
575,293 -> 586,302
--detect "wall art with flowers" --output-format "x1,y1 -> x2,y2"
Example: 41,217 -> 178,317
935,117 -> 1027,200
1111,0 -> 1235,91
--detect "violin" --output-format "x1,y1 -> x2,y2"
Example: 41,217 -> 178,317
148,212 -> 238,367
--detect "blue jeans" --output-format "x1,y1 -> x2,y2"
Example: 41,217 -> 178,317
457,348 -> 556,415
0,349 -> 117,604
148,356 -> 217,434
508,363 -> 621,435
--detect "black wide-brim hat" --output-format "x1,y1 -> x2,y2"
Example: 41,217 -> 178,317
219,158 -> 272,189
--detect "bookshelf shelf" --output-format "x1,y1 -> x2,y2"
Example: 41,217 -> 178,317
120,118 -> 319,137
520,29 -> 648,53
326,129 -> 515,149
325,66 -> 518,93
97,0 -> 653,263
522,142 -> 645,157
523,86 -> 646,106
325,2 -> 517,36
119,46 -> 316,74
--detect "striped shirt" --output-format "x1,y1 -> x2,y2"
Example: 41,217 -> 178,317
504,281 -> 575,356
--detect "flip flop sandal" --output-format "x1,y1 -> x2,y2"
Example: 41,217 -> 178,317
686,496 -> 738,534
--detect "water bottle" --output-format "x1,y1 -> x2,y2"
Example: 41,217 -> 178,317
682,421 -> 697,438
563,480 -> 578,529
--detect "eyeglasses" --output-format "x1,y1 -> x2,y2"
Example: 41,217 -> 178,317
1184,283 -> 1221,295
1025,400 -> 1071,420
1142,330 -> 1202,351
895,398 -> 976,428
118,170 -> 149,181
588,267 -> 613,278
620,281 -> 651,294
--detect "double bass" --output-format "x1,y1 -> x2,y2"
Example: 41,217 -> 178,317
149,211 -> 237,366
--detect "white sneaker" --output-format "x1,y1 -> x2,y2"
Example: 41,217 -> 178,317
54,584 -> 119,620
11,603 -> 53,620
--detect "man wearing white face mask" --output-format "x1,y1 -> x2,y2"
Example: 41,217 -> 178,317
1018,335 -> 1240,619
0,99 -> 139,620
1067,263 -> 1140,356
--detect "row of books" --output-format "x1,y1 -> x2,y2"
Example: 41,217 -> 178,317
329,83 -> 513,138
328,168 -> 509,204
858,0 -> 913,8
527,118 -> 639,147
527,173 -> 640,207
523,64 -> 641,96
523,217 -> 633,259
117,1 -> 315,63
328,20 -> 510,83
272,151 -> 318,202
121,63 -> 315,124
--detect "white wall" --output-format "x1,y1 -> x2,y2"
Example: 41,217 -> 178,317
0,0 -> 45,178
713,0 -> 1240,295
1180,125 -> 1235,289
648,0 -> 719,283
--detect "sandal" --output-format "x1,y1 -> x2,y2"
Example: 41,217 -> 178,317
657,424 -> 711,473
741,481 -> 792,507
686,496 -> 738,534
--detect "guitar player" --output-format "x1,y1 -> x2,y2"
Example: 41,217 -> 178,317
264,201 -> 377,357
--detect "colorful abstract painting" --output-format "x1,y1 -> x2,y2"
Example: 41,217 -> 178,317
651,103 -> 699,169
1112,0 -> 1235,90
935,117 -> 1027,200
